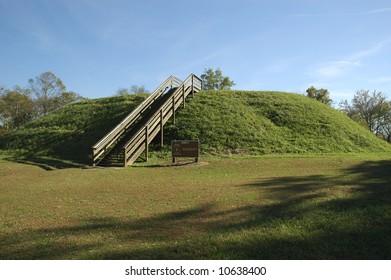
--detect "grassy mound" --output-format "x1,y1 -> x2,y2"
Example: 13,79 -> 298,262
0,94 -> 148,163
169,90 -> 391,154
1,90 -> 390,164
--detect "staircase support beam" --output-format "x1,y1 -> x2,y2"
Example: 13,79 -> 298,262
104,74 -> 202,167
183,86 -> 185,108
172,97 -> 176,125
191,75 -> 194,97
160,110 -> 164,148
145,126 -> 149,162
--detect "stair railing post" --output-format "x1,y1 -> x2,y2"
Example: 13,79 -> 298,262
182,84 -> 185,108
123,148 -> 127,167
172,96 -> 175,125
160,110 -> 164,148
192,75 -> 194,96
145,125 -> 149,161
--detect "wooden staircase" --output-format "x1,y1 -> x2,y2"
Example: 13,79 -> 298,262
91,74 -> 202,166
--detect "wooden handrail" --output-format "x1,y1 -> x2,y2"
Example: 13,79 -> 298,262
122,74 -> 202,165
91,75 -> 182,165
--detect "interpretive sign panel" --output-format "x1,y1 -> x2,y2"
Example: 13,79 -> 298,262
171,140 -> 199,162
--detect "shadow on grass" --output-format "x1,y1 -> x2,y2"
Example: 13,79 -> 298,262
1,160 -> 390,259
4,155 -> 82,171
132,161 -> 207,169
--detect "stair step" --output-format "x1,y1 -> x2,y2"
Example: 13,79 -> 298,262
93,74 -> 202,167
96,88 -> 178,167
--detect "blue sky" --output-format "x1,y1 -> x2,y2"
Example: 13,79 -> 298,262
1,0 -> 390,105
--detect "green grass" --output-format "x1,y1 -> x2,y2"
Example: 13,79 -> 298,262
0,94 -> 148,163
169,90 -> 391,154
1,91 -> 390,166
1,152 -> 390,259
1,90 -> 390,259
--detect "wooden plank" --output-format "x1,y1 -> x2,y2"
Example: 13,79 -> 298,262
127,146 -> 144,165
91,75 -> 180,161
172,97 -> 175,124
145,126 -> 148,161
160,110 -> 164,147
182,85 -> 185,108
121,74 -> 202,165
125,133 -> 145,158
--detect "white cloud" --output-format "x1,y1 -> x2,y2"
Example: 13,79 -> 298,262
316,60 -> 359,78
289,7 -> 391,18
362,7 -> 391,15
314,39 -> 391,79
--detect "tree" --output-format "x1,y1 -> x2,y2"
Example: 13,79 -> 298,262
201,68 -> 235,90
117,85 -> 149,95
0,72 -> 81,131
29,71 -> 66,116
306,86 -> 332,106
339,90 -> 391,139
57,91 -> 83,107
0,87 -> 34,129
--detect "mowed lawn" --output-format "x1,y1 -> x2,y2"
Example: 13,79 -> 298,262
0,153 -> 390,259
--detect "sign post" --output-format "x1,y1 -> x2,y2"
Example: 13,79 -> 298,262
171,140 -> 199,163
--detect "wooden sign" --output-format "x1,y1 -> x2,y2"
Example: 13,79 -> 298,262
172,140 -> 199,163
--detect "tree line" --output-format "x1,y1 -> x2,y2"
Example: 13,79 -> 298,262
339,90 -> 391,142
0,71 -> 82,132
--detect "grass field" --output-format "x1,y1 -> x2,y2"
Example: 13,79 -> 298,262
1,152 -> 390,259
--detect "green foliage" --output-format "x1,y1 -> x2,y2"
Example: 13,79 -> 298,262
0,87 -> 34,129
200,68 -> 235,90
0,94 -> 148,163
170,90 -> 391,154
1,72 -> 82,134
306,86 -> 332,106
340,90 -> 391,140
1,90 -> 390,164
